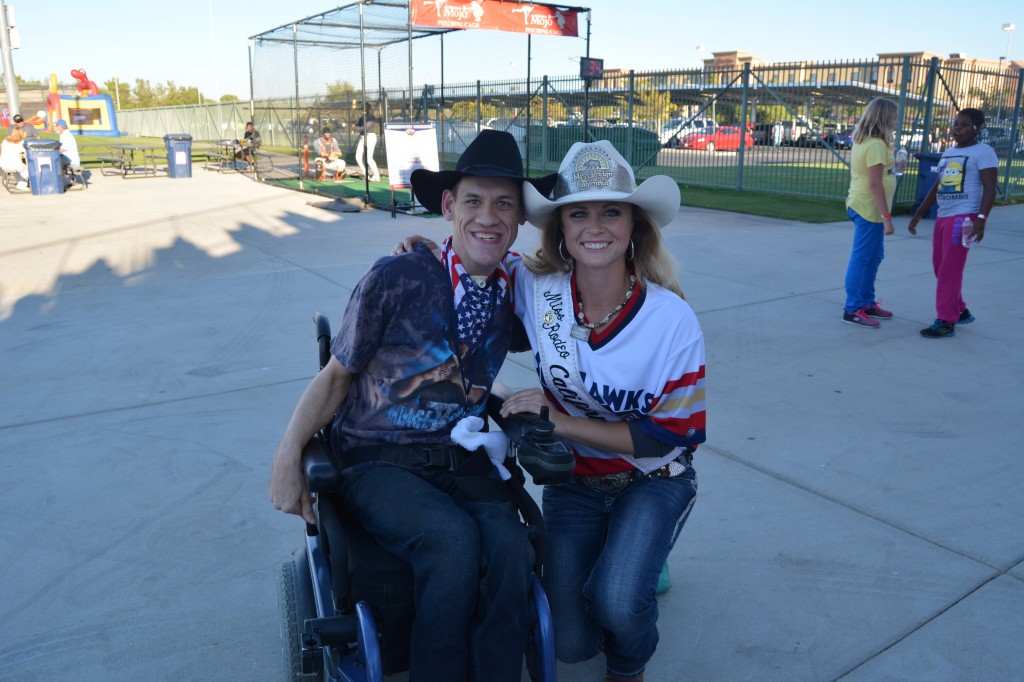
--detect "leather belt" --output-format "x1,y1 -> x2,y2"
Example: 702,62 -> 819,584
343,444 -> 474,471
577,449 -> 693,494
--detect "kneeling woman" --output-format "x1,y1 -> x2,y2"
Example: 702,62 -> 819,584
501,141 -> 706,682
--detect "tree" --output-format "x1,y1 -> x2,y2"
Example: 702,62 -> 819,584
131,79 -> 163,108
326,80 -> 356,103
219,94 -> 240,103
101,79 -> 132,109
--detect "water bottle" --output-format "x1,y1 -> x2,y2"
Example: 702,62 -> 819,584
961,217 -> 976,248
894,147 -> 908,176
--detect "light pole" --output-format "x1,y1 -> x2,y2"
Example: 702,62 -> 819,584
996,23 -> 1015,123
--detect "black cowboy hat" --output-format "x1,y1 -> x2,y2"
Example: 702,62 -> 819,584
411,129 -> 556,214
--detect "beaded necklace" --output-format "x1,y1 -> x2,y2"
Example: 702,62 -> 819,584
575,272 -> 637,331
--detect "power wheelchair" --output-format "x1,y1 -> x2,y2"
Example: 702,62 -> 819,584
277,313 -> 568,682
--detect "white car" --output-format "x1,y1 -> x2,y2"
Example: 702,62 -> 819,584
659,117 -> 716,146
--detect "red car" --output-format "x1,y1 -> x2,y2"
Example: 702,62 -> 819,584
678,126 -> 755,152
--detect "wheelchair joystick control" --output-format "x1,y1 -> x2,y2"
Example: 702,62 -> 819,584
518,406 -> 574,485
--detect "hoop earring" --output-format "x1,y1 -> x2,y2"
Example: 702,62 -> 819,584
625,239 -> 635,262
558,238 -> 571,262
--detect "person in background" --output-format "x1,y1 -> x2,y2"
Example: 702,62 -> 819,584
6,113 -> 39,140
235,121 -> 261,168
354,103 -> 381,182
908,108 -> 997,338
500,140 -> 704,682
54,119 -> 80,184
840,97 -> 900,329
1,127 -> 29,190
772,120 -> 783,147
313,127 -> 346,181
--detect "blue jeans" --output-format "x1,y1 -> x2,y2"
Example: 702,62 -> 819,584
339,463 -> 534,682
844,207 -> 885,313
541,468 -> 698,678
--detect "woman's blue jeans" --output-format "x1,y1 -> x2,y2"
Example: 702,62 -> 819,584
844,207 -> 885,313
339,463 -> 533,682
541,468 -> 698,679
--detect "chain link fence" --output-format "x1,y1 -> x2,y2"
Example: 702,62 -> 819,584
116,56 -> 1024,205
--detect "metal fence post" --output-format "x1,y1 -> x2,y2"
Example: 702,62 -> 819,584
893,56 -> 912,150
921,57 -> 939,154
1000,69 -> 1024,198
737,62 -> 750,191
626,71 -> 635,165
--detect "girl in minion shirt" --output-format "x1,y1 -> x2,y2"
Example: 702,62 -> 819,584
908,108 -> 997,338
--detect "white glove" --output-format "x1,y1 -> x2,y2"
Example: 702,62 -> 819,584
451,416 -> 511,481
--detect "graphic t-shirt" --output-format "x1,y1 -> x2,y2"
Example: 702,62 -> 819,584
935,142 -> 998,218
329,244 -> 517,451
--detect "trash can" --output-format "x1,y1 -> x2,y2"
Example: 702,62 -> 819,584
913,152 -> 943,219
24,139 -> 64,195
163,134 -> 193,179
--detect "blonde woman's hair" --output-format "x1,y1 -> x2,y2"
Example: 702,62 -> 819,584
853,97 -> 898,144
6,128 -> 25,143
524,205 -> 685,298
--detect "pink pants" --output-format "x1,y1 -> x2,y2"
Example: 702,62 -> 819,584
931,214 -> 974,324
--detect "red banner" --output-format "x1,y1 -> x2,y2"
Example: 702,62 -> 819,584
411,0 -> 579,37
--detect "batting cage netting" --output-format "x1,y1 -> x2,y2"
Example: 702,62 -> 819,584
249,0 -> 590,205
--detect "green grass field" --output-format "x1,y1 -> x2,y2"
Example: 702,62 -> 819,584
68,135 -> 1023,223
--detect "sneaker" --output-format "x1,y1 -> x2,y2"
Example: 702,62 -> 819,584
15,181 -> 28,190
842,308 -> 880,328
920,319 -> 955,338
863,302 -> 893,319
956,309 -> 975,325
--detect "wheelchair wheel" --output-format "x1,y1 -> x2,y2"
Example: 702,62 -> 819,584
279,548 -> 320,681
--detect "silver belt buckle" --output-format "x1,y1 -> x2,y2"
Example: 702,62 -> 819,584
579,471 -> 632,493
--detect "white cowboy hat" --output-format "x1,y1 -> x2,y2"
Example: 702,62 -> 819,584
523,140 -> 681,229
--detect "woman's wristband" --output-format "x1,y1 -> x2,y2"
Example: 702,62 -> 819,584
977,213 -> 987,220
881,212 -> 891,218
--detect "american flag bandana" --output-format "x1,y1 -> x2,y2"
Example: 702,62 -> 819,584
440,237 -> 510,351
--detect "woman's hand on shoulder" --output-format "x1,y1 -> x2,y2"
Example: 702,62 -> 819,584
392,235 -> 440,258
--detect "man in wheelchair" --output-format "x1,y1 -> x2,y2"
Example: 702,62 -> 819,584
270,130 -> 557,682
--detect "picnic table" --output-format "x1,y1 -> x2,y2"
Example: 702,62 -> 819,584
101,144 -> 164,178
205,140 -> 246,172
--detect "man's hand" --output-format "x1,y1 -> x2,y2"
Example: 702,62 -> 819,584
269,445 -> 316,525
908,215 -> 919,236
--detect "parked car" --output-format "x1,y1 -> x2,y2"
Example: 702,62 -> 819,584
751,122 -> 774,145
659,117 -> 716,147
832,128 -> 854,149
677,126 -> 754,152
822,127 -> 853,150
981,125 -> 1021,157
898,128 -> 925,152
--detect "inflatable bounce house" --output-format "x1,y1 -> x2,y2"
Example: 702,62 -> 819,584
43,69 -> 122,137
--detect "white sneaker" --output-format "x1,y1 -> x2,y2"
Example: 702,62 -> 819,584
15,181 -> 28,190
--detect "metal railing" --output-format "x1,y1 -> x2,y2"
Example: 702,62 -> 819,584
115,57 -> 1024,204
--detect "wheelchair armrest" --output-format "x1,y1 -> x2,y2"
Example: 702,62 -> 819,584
302,434 -> 343,493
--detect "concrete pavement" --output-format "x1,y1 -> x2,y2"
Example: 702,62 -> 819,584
1,167 -> 1022,681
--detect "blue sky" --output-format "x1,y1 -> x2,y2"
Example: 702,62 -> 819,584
3,0 -> 1020,99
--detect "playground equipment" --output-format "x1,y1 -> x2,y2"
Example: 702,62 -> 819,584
44,69 -> 121,137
